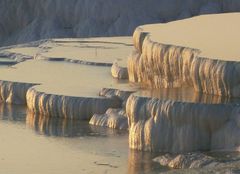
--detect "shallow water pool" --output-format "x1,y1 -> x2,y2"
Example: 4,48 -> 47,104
0,104 -> 166,174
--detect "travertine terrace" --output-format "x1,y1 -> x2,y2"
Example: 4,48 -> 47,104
0,13 -> 239,156
127,13 -> 240,153
0,37 -> 137,120
128,13 -> 240,97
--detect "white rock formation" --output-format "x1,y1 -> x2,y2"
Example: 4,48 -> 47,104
99,88 -> 135,107
89,88 -> 136,129
111,62 -> 128,79
26,87 -> 121,120
0,37 -> 137,121
89,108 -> 128,130
127,94 -> 240,153
128,14 -> 240,97
0,81 -> 37,104
1,0 -> 240,46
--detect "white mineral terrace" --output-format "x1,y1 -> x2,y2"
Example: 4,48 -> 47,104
126,13 -> 240,153
129,13 -> 240,97
0,37 -> 137,119
127,93 -> 240,153
4,37 -> 132,67
0,60 -> 132,97
141,13 -> 240,60
0,15 -> 240,154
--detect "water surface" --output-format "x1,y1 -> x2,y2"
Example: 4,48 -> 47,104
0,104 -> 165,174
1,104 -> 239,174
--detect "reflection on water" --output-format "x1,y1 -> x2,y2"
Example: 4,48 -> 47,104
26,112 -> 127,137
137,87 -> 240,104
128,150 -> 168,174
26,112 -> 93,137
1,103 -> 240,174
0,104 -> 165,174
0,103 -> 26,121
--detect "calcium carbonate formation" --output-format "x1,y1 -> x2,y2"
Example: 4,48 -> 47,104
89,108 -> 128,130
128,27 -> 240,97
0,11 -> 240,157
26,87 -> 121,120
0,80 -> 122,120
0,81 -> 38,104
126,13 -> 240,153
89,88 -> 135,129
99,88 -> 135,107
111,62 -> 128,79
127,94 -> 240,153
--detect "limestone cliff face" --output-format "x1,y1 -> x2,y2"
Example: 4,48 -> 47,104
126,94 -> 240,153
128,28 -> 240,97
1,0 -> 240,46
